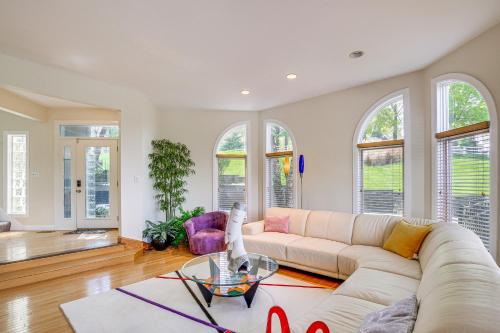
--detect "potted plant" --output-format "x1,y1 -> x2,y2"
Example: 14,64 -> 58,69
142,220 -> 176,251
145,139 -> 198,249
148,139 -> 196,222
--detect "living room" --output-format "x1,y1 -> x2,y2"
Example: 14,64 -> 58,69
0,1 -> 499,332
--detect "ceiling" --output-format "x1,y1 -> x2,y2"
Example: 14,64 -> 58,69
3,86 -> 93,108
0,1 -> 499,112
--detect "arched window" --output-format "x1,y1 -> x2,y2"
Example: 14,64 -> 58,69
432,74 -> 497,254
214,123 -> 248,215
354,90 -> 409,216
264,121 -> 296,208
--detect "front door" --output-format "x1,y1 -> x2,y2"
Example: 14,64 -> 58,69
76,139 -> 118,228
56,138 -> 119,229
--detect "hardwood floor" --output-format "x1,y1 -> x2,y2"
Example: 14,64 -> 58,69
0,230 -> 119,264
0,247 -> 341,333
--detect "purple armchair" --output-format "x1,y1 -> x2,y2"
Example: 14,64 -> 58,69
184,211 -> 228,255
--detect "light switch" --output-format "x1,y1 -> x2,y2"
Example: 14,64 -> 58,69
31,171 -> 40,177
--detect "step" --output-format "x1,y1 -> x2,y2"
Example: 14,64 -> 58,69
0,245 -> 138,290
0,244 -> 127,274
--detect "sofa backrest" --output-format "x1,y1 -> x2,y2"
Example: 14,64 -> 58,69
265,207 -> 310,236
351,214 -> 401,247
414,223 -> 500,332
305,210 -> 356,244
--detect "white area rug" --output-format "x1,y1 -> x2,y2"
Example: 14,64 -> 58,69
61,271 -> 333,333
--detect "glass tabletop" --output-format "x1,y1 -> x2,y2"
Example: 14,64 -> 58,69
181,252 -> 278,287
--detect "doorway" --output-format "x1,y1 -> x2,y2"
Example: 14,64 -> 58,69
55,124 -> 120,230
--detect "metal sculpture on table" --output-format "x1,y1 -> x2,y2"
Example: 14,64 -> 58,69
225,202 -> 251,273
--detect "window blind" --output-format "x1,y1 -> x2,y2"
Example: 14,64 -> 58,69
217,157 -> 247,215
357,145 -> 404,215
265,155 -> 294,208
436,130 -> 490,249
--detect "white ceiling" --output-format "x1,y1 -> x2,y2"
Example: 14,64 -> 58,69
0,1 -> 499,112
3,86 -> 93,108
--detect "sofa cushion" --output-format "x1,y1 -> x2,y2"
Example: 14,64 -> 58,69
242,221 -> 264,235
242,232 -> 302,261
290,295 -> 384,333
286,237 -> 348,273
264,215 -> 289,233
418,222 -> 489,270
422,239 -> 496,274
382,220 -> 432,259
338,245 -> 422,280
352,214 -> 400,247
335,267 -> 419,306
305,210 -> 356,245
192,228 -> 224,241
417,262 -> 500,302
413,276 -> 500,333
265,207 -> 310,236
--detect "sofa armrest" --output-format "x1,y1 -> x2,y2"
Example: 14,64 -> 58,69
242,221 -> 264,235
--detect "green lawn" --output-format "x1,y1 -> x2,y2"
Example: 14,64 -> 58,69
218,150 -> 246,177
219,158 -> 246,177
363,155 -> 490,196
363,162 -> 403,192
218,154 -> 490,196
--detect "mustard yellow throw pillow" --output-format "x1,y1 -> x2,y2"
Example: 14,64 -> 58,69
383,221 -> 432,259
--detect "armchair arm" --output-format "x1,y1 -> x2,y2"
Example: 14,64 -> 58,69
242,220 -> 265,235
183,218 -> 197,238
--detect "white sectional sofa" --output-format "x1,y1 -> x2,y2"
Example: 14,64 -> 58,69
242,207 -> 500,333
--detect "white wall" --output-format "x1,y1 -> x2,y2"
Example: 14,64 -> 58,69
0,53 -> 157,240
260,72 -> 427,217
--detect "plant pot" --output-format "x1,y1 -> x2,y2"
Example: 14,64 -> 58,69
151,238 -> 169,251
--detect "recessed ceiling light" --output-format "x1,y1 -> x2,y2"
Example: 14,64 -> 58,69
241,90 -> 250,95
286,73 -> 297,80
349,50 -> 364,58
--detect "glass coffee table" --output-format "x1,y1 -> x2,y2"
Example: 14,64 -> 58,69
181,252 -> 278,308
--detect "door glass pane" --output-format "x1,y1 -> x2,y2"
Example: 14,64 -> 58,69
85,147 -> 111,218
60,125 -> 119,138
63,146 -> 71,218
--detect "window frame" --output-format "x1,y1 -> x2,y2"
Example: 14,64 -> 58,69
353,88 -> 411,216
212,121 -> 250,215
262,119 -> 298,210
431,73 -> 498,260
3,130 -> 29,217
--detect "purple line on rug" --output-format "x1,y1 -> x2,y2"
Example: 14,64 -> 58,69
115,287 -> 233,333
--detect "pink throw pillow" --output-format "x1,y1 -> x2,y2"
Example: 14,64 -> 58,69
264,216 -> 290,233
